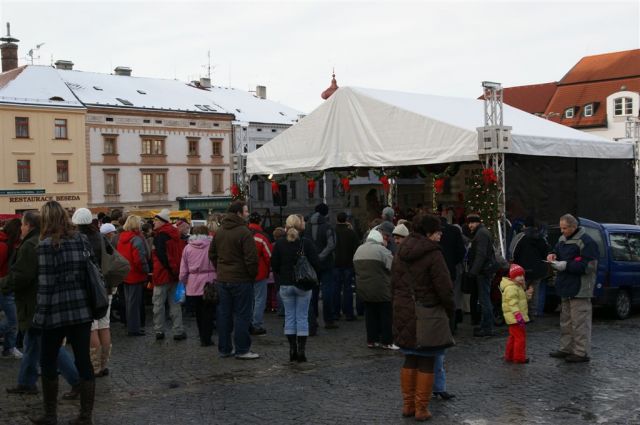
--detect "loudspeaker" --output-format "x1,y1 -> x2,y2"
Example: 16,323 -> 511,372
272,184 -> 288,207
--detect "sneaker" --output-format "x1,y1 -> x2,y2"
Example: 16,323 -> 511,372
6,385 -> 38,395
173,333 -> 187,341
549,350 -> 570,358
381,344 -> 400,350
367,342 -> 382,349
155,332 -> 165,340
2,348 -> 23,359
235,351 -> 260,360
565,354 -> 590,363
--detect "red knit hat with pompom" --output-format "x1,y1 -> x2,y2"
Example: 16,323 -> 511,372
509,264 -> 525,280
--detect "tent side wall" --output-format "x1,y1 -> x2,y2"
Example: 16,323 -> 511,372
506,155 -> 635,225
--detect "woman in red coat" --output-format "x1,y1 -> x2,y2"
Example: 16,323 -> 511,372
392,214 -> 454,422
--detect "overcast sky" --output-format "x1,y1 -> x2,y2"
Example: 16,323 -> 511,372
0,0 -> 638,113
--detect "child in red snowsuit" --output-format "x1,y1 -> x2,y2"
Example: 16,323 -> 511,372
500,264 -> 530,363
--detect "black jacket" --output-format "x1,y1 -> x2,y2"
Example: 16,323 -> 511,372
439,223 -> 466,280
334,223 -> 359,268
513,227 -> 550,280
271,237 -> 320,285
304,212 -> 335,271
468,224 -> 494,277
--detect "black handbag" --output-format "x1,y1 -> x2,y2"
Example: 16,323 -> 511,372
203,281 -> 219,305
294,240 -> 318,291
83,240 -> 110,320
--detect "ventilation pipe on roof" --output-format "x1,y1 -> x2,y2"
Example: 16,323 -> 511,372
114,66 -> 132,76
256,85 -> 267,99
200,77 -> 211,88
54,60 -> 74,70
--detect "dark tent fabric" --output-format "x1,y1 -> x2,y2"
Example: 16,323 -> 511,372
506,155 -> 635,225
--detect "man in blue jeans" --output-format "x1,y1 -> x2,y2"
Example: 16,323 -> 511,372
333,212 -> 359,321
0,293 -> 22,358
1,211 -> 80,397
209,201 -> 259,359
466,214 -> 496,337
248,212 -> 273,335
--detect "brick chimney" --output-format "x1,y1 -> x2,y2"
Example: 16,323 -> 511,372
0,22 -> 19,72
54,60 -> 74,70
114,66 -> 132,76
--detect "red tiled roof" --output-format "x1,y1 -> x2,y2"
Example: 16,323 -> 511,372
544,77 -> 640,128
499,82 -> 558,114
0,65 -> 26,90
559,49 -> 640,85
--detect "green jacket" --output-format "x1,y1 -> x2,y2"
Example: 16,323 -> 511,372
0,228 -> 39,332
353,240 -> 393,302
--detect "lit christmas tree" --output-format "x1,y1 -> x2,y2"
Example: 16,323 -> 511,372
464,168 -> 499,237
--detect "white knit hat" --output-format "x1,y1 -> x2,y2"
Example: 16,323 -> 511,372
367,229 -> 384,244
154,209 -> 171,223
392,224 -> 409,238
71,208 -> 93,225
100,223 -> 116,235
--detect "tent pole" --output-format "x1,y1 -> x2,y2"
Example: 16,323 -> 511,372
626,118 -> 640,225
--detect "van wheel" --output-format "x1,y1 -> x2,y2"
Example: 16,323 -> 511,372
615,289 -> 631,320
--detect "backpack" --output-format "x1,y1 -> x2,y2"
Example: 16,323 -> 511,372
100,235 -> 131,293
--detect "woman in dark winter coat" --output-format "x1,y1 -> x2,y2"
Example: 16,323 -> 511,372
392,214 -> 454,422
32,201 -> 95,425
271,214 -> 320,362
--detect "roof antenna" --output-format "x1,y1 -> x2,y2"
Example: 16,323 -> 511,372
26,42 -> 45,65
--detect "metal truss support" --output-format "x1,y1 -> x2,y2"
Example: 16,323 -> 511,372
626,118 -> 640,224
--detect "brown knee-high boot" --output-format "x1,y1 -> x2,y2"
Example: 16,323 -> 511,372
400,367 -> 417,417
415,371 -> 434,421
29,376 -> 58,425
69,379 -> 95,425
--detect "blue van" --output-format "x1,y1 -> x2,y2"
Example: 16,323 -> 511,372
547,217 -> 640,319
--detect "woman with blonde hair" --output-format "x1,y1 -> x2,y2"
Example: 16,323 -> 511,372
116,214 -> 149,337
31,201 -> 95,425
270,215 -> 320,362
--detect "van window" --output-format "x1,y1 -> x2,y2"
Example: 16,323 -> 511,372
609,233 -> 631,262
627,233 -> 640,261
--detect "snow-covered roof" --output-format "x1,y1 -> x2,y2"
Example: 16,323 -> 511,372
58,69 -> 226,113
202,86 -> 302,125
0,66 -> 84,108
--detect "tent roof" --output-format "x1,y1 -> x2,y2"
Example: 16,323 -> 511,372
246,86 -> 634,175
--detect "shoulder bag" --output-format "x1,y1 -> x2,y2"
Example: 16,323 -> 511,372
100,235 -> 130,294
203,281 -> 219,305
294,239 -> 318,291
83,238 -> 110,320
405,268 -> 455,350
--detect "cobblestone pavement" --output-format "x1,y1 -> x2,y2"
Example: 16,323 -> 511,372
1,306 -> 639,425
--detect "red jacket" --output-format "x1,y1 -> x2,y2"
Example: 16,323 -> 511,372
152,223 -> 184,286
117,230 -> 150,284
0,231 -> 10,278
249,223 -> 273,282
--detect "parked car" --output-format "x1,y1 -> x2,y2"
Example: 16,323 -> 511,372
547,217 -> 640,319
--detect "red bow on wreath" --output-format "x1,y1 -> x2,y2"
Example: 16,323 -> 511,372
307,179 -> 316,197
230,183 -> 240,197
271,181 -> 280,194
340,177 -> 351,193
379,175 -> 390,193
434,178 -> 445,194
482,168 -> 498,185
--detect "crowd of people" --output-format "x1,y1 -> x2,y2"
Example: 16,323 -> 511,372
0,197 -> 599,423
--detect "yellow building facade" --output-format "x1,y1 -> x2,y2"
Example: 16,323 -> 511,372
0,66 -> 88,214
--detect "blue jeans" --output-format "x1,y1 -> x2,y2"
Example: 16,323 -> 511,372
0,293 -> 18,351
217,282 -> 254,356
334,267 -> 355,319
536,279 -> 547,316
18,328 -> 79,387
319,269 -> 336,323
280,285 -> 312,336
477,274 -> 494,332
252,279 -> 268,329
433,354 -> 446,392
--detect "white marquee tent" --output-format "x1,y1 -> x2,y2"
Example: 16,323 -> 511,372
246,86 -> 634,175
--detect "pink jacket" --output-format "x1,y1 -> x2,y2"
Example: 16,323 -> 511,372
179,236 -> 216,296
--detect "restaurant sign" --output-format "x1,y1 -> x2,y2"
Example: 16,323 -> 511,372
0,189 -> 46,196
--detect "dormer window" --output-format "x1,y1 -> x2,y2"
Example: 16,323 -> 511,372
583,103 -> 594,117
564,107 -> 575,119
49,96 -> 65,102
614,97 -> 633,116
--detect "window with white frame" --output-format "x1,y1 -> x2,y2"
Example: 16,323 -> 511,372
614,97 -> 633,116
583,103 -> 594,117
564,107 -> 574,119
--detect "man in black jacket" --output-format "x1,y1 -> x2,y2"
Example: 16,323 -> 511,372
439,217 -> 466,326
466,214 -> 496,337
513,217 -> 550,317
334,212 -> 359,321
